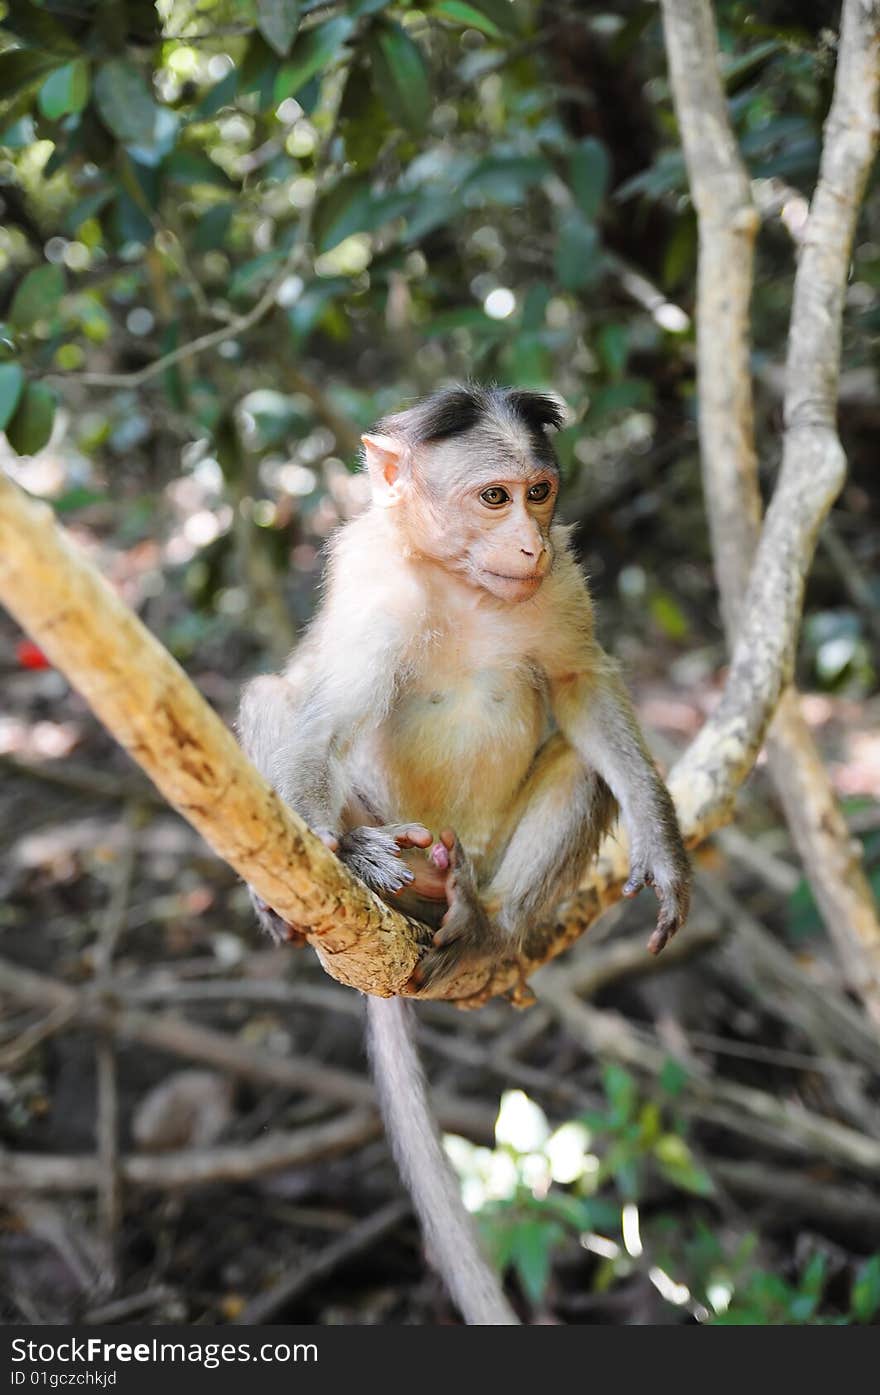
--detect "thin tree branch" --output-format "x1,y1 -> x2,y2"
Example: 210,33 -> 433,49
0,1111 -> 380,1196
660,0 -> 880,1018
234,1199 -> 410,1324
535,970 -> 880,1175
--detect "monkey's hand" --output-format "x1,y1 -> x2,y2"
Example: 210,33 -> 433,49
337,823 -> 436,899
413,831 -> 497,990
623,821 -> 692,956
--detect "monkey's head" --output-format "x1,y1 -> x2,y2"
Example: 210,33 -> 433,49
361,385 -> 566,603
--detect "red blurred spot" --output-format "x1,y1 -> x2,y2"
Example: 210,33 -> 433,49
16,639 -> 51,670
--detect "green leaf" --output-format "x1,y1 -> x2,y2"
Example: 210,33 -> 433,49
194,202 -> 234,253
5,382 -> 56,455
0,114 -> 36,149
367,21 -> 431,136
286,277 -> 351,343
193,69 -> 238,120
569,137 -> 610,220
258,0 -> 302,56
313,173 -> 373,254
37,59 -> 89,120
463,154 -> 548,204
0,48 -> 60,99
432,0 -> 520,36
659,1057 -> 689,1097
9,265 -> 65,331
0,1 -> 78,53
650,591 -> 689,641
852,1255 -> 880,1323
602,1062 -> 638,1125
63,187 -> 113,234
0,362 -> 25,431
597,322 -> 628,379
94,59 -> 161,147
588,379 -> 653,422
521,284 -> 550,332
508,1220 -> 561,1305
165,149 -> 232,188
654,1134 -> 714,1196
339,60 -> 392,166
555,214 -> 600,291
274,17 -> 356,102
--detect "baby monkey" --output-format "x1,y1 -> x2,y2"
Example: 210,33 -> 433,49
241,384 -> 690,984
239,384 -> 691,1322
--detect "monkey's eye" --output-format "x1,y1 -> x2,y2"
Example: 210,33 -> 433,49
528,482 -> 552,503
480,486 -> 511,508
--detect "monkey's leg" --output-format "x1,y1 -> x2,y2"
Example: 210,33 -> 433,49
416,735 -> 616,988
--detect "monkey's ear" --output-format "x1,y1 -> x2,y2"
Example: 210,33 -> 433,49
362,433 -> 407,507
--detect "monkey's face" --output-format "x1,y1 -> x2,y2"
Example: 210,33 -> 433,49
361,429 -> 559,603
453,472 -> 559,603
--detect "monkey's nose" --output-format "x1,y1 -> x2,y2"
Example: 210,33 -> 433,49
520,548 -> 535,558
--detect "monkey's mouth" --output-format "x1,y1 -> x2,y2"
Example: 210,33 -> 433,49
485,570 -> 543,585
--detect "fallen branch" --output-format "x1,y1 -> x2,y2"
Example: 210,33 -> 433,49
710,1158 -> 880,1233
0,956 -> 493,1140
536,969 -> 880,1175
234,1198 -> 410,1325
0,1111 -> 380,1196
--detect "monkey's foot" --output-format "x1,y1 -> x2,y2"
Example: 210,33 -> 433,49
411,831 -> 496,990
250,892 -> 307,947
338,823 -> 434,898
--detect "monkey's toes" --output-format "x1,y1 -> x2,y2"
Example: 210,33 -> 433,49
429,841 -> 450,871
391,823 -> 433,849
432,918 -> 465,949
647,914 -> 679,956
412,944 -> 462,990
253,895 -> 307,947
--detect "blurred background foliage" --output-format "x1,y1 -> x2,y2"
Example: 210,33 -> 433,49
1,0 -> 879,1326
1,0 -> 878,676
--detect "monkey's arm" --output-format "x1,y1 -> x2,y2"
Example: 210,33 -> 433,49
550,655 -> 691,952
238,625 -> 433,933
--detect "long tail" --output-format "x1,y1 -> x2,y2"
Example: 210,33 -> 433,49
365,995 -> 518,1325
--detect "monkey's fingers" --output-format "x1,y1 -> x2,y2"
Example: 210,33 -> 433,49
647,913 -> 678,955
647,882 -> 687,955
316,828 -> 340,853
623,870 -> 650,898
438,827 -> 460,855
391,823 -> 433,850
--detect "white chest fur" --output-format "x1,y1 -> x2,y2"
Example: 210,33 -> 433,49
366,617 -> 548,851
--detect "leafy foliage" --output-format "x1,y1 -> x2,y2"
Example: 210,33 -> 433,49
445,1070 -> 880,1323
